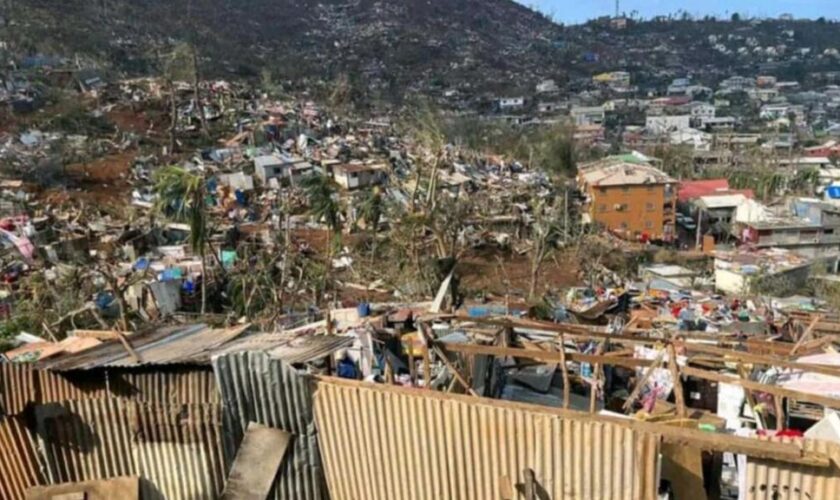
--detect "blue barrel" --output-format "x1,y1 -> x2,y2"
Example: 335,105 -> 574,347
357,303 -> 371,318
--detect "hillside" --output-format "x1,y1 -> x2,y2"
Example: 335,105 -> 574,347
4,0 -> 566,94
3,1 -> 840,100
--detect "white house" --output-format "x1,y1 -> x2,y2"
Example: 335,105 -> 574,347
498,97 -> 525,111
536,79 -> 559,94
254,153 -> 312,185
333,163 -> 385,190
646,115 -> 691,134
690,102 -> 716,121
570,106 -> 605,126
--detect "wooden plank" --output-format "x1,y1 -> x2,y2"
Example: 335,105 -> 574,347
115,332 -> 141,364
433,345 -> 479,397
680,365 -> 840,410
668,344 -> 686,418
790,315 -> 822,356
623,350 -> 666,412
438,342 -> 654,370
221,423 -> 292,500
682,341 -> 840,378
558,335 -> 570,409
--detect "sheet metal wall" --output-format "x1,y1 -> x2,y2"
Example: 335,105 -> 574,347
130,402 -> 226,500
746,437 -> 840,500
0,363 -> 37,415
0,416 -> 44,499
314,379 -> 660,500
34,398 -> 226,500
212,351 -> 327,500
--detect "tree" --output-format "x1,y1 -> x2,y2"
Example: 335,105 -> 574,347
529,201 -> 560,300
301,173 -> 342,313
153,166 -> 209,313
357,187 -> 384,261
731,12 -> 741,22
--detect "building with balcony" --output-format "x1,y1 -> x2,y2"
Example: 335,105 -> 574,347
578,154 -> 677,242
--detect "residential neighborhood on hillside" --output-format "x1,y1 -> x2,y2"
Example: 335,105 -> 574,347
2,2 -> 840,500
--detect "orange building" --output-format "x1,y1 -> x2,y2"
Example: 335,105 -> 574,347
578,156 -> 677,242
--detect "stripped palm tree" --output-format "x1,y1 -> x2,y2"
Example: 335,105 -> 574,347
357,187 -> 384,262
301,173 -> 342,331
153,165 -> 209,314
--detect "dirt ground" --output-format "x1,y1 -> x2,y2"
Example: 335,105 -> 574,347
36,150 -> 135,207
458,247 -> 580,298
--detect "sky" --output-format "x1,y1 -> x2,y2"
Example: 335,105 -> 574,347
518,0 -> 835,25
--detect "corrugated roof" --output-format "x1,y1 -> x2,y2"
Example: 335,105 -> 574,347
212,352 -> 328,500
579,159 -> 675,187
216,332 -> 354,364
37,324 -> 251,371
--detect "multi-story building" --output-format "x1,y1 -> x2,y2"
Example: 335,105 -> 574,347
578,155 -> 677,242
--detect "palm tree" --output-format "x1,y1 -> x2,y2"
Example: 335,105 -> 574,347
300,173 -> 342,323
357,187 -> 384,261
153,166 -> 209,313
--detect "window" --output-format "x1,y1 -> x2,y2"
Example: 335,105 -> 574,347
645,220 -> 654,229
645,202 -> 655,212
598,204 -> 607,213
620,222 -> 628,229
622,186 -> 630,193
599,187 -> 607,195
647,185 -> 655,192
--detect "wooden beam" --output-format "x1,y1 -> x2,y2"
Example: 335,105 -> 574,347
790,315 -> 822,356
682,341 -> 840,378
681,365 -> 840,410
559,335 -> 570,409
439,342 -> 654,370
668,344 -> 686,418
433,345 -> 479,397
115,331 -> 141,364
623,350 -> 666,412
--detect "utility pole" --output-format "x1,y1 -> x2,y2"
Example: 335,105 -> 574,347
615,0 -> 620,18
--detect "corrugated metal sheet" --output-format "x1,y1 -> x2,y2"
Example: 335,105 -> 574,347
0,363 -> 37,415
746,437 -> 840,499
36,398 -> 136,484
214,332 -> 354,364
212,351 -> 328,500
34,398 -> 226,500
114,368 -> 220,404
0,416 -> 44,499
38,368 -> 109,405
130,402 -> 226,500
37,324 -> 250,371
314,379 -> 660,500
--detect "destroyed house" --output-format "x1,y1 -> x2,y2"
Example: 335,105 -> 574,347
253,153 -> 312,185
578,155 -> 677,241
332,163 -> 385,190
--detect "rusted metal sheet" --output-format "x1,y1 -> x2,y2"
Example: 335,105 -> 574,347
0,416 -> 44,500
38,369 -> 109,405
746,437 -> 840,500
217,333 -> 354,364
35,398 -> 136,484
212,351 -> 328,500
314,379 -> 660,500
34,398 -> 226,500
0,363 -> 37,415
37,324 -> 250,371
130,402 -> 226,500
113,368 -> 220,404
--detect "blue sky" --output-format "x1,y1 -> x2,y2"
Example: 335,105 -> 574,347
518,0 -> 835,24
